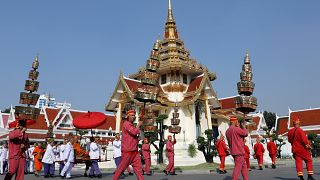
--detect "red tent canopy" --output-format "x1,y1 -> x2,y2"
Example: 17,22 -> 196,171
73,112 -> 106,129
9,119 -> 36,128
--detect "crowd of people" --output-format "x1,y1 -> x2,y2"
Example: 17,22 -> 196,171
219,116 -> 315,180
0,111 -> 316,180
0,109 -> 177,180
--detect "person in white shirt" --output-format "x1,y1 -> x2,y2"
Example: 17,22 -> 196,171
84,141 -> 91,177
28,144 -> 35,174
89,137 -> 102,178
24,148 -> 30,174
0,143 -> 8,175
58,140 -> 66,174
42,139 -> 56,178
113,133 -> 132,176
60,135 -> 75,179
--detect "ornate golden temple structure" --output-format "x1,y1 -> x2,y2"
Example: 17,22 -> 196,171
105,0 -> 257,165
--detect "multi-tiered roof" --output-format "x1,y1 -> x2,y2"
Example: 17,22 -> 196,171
106,0 -> 220,111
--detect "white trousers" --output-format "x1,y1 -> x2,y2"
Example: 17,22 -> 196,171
0,160 -> 4,174
60,161 -> 73,178
29,159 -> 34,173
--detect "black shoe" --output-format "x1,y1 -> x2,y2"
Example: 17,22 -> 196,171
97,174 -> 102,179
163,170 -> 168,175
259,166 -> 263,170
218,170 -> 224,174
223,170 -> 227,173
298,176 -> 305,180
146,173 -> 152,176
60,175 -> 65,179
44,175 -> 50,178
88,175 -> 94,178
272,164 -> 276,169
170,172 -> 177,175
307,175 -> 315,180
119,174 -> 126,179
50,175 -> 55,178
84,173 -> 88,177
128,172 -> 134,176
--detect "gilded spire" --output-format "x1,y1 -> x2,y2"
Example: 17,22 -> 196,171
244,48 -> 250,64
164,0 -> 178,39
167,0 -> 174,22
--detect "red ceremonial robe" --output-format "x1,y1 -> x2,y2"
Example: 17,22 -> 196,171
288,127 -> 313,177
253,142 -> 265,166
165,139 -> 176,174
225,125 -> 249,180
4,129 -> 29,180
216,139 -> 228,171
141,144 -> 151,174
244,145 -> 250,170
267,141 -> 277,164
113,120 -> 143,180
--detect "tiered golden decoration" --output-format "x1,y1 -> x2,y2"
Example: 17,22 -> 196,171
15,56 -> 41,121
235,49 -> 257,114
135,39 -> 160,103
169,104 -> 181,134
143,109 -> 157,133
134,39 -> 161,132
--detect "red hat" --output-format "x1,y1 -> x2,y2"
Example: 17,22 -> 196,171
292,116 -> 300,124
126,110 -> 136,116
229,117 -> 238,122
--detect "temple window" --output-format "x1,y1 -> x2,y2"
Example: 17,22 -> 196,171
161,74 -> 167,84
176,71 -> 180,82
183,74 -> 187,84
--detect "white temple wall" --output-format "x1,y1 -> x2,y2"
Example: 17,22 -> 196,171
217,118 -> 229,138
163,105 -> 197,145
199,111 -> 209,136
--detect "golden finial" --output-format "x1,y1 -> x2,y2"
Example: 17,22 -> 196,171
167,0 -> 174,22
32,54 -> 39,69
244,48 -> 250,64
153,36 -> 161,50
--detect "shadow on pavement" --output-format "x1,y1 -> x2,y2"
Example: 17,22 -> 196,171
222,176 -> 232,180
274,177 -> 298,180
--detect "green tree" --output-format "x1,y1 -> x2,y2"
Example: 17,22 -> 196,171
1,108 -> 10,113
196,129 -> 217,163
261,127 -> 286,158
263,111 -> 276,131
188,143 -> 197,158
75,128 -> 86,141
308,133 -> 320,157
144,114 -> 168,164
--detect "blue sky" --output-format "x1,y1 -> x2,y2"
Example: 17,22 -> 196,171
1,0 -> 320,116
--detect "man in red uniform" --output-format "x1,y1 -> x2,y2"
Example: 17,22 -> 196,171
288,116 -> 315,180
141,138 -> 151,176
225,117 -> 248,180
4,119 -> 29,180
253,136 -> 265,170
164,135 -> 176,175
244,139 -> 251,171
113,110 -> 144,180
216,135 -> 229,174
267,136 -> 277,169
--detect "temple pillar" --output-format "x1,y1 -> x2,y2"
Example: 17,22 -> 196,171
205,99 -> 212,130
115,102 -> 122,133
